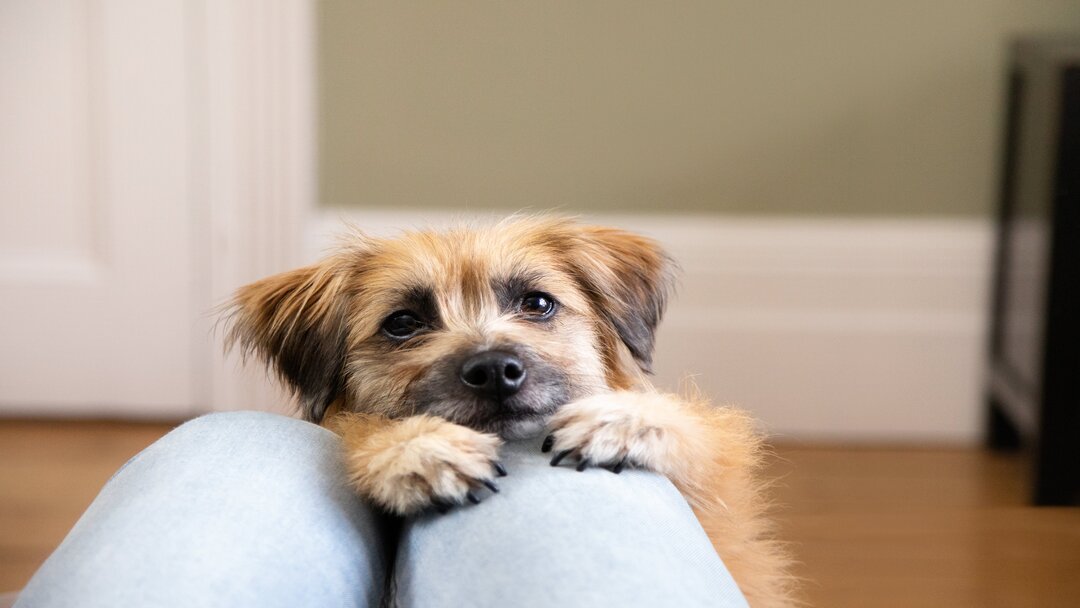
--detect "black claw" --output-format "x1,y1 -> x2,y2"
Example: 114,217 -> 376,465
466,491 -> 482,505
493,461 -> 508,477
541,435 -> 555,453
612,457 -> 628,474
482,479 -> 500,493
576,459 -> 590,472
550,449 -> 573,467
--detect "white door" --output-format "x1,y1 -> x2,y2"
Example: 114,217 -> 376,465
0,0 -> 316,419
0,0 -> 197,417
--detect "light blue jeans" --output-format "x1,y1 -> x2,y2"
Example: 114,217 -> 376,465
14,411 -> 747,607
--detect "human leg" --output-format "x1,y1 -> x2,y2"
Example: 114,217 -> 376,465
393,437 -> 748,608
15,411 -> 390,608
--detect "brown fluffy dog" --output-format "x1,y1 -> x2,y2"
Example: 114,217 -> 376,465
226,217 -> 794,606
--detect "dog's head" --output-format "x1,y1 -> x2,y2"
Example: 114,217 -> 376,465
225,217 -> 675,438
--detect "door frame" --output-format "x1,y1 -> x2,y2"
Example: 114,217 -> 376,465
195,0 -> 316,415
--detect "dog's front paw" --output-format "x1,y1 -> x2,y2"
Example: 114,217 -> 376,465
544,392 -> 690,475
345,415 -> 506,516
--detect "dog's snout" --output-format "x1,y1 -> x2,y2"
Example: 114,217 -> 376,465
460,350 -> 526,401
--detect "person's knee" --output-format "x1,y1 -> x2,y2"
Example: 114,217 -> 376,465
397,448 -> 735,608
476,443 -> 692,523
519,462 -> 684,512
121,410 -> 338,481
20,415 -> 387,608
173,409 -> 299,436
164,410 -> 336,449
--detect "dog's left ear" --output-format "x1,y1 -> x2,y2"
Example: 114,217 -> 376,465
224,258 -> 350,423
563,225 -> 676,373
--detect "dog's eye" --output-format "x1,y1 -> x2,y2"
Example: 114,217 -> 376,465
519,292 -> 557,319
381,311 -> 425,339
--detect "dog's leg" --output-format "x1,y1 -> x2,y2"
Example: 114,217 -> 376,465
545,391 -> 795,607
329,412 -> 506,515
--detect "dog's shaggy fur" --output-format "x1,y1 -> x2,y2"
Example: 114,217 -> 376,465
226,217 -> 795,606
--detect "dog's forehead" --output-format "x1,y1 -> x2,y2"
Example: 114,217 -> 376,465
353,223 -> 578,307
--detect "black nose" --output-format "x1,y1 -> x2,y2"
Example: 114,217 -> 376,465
460,350 -> 526,401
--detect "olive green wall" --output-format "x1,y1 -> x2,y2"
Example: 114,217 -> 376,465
318,1 -> 1080,216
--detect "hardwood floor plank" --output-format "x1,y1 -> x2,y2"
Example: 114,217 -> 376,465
766,446 -> 1080,607
0,420 -> 175,591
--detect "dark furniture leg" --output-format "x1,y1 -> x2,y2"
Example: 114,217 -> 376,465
985,42 -> 1080,506
986,394 -> 1022,451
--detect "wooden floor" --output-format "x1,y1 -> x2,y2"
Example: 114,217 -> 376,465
764,444 -> 1080,607
1,420 -> 1078,606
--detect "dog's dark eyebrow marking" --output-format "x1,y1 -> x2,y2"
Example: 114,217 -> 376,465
492,271 -> 547,311
396,285 -> 439,323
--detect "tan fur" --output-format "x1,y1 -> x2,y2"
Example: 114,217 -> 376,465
226,216 -> 796,607
330,412 -> 503,515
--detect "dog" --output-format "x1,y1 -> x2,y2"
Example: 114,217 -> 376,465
225,216 -> 794,607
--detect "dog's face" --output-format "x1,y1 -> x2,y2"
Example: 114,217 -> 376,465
227,217 -> 674,439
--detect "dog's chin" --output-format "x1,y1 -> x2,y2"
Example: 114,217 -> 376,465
453,408 -> 560,439
444,408 -> 551,440
488,415 -> 549,440
415,387 -> 569,440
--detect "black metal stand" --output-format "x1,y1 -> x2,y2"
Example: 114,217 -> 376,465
984,39 -> 1080,506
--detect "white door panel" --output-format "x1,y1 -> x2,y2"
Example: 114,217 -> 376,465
0,0 -> 195,417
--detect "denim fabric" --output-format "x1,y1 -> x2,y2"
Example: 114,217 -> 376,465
395,438 -> 748,608
15,411 -> 747,608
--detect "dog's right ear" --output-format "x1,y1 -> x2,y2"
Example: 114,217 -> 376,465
224,258 -> 350,423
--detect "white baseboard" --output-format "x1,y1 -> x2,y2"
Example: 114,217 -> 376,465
309,209 -> 993,443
